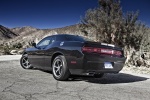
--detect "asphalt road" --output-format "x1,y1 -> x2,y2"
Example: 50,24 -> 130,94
0,56 -> 150,100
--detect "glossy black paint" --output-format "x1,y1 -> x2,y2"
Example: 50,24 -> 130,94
23,34 -> 126,75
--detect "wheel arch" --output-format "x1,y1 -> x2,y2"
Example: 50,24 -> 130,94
51,52 -> 64,67
22,51 -> 27,55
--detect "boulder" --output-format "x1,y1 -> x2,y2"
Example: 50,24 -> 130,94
144,59 -> 150,68
18,50 -> 24,54
10,50 -> 18,55
136,59 -> 144,67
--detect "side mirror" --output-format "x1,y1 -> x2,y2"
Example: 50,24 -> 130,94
32,42 -> 37,48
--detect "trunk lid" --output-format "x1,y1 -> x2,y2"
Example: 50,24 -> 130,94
84,41 -> 122,50
82,41 -> 124,57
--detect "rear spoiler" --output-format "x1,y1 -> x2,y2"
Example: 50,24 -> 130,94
101,43 -> 115,47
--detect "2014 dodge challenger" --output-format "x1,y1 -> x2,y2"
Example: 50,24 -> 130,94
20,34 -> 126,81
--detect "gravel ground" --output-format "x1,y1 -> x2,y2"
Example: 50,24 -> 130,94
0,56 -> 150,100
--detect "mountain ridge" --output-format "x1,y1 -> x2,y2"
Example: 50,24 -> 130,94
0,25 -> 18,42
0,24 -> 82,47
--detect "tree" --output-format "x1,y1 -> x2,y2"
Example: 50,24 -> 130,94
80,0 -> 141,49
140,27 -> 150,52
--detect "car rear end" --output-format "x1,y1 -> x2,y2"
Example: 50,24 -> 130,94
81,42 -> 126,75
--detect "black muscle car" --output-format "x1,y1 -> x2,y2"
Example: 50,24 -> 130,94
20,34 -> 126,81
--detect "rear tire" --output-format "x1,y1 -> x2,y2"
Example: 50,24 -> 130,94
20,54 -> 33,69
52,55 -> 70,81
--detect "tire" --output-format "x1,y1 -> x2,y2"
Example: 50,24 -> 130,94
94,73 -> 104,78
20,54 -> 33,69
52,55 -> 70,81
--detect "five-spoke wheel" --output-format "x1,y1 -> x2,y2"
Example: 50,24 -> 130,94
53,59 -> 63,78
20,54 -> 33,69
52,55 -> 70,81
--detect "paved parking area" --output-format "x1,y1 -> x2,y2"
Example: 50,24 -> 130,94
0,56 -> 150,100
0,55 -> 21,61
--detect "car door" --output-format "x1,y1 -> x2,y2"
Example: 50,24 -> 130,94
44,36 -> 56,69
28,36 -> 52,68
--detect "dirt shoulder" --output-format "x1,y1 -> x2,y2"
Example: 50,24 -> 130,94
122,66 -> 150,74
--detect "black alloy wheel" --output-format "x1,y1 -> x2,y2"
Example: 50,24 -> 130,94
52,55 -> 70,81
20,54 -> 33,69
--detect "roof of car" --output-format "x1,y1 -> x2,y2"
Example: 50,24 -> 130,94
53,34 -> 76,36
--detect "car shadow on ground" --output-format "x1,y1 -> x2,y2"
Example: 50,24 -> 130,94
37,69 -> 148,84
69,73 -> 149,84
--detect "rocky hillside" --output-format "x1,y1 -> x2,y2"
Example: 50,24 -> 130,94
0,25 -> 18,44
8,24 -> 81,47
0,24 -> 82,55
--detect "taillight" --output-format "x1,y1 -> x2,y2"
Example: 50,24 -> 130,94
82,47 -> 101,53
114,50 -> 122,56
100,48 -> 113,55
82,47 -> 122,56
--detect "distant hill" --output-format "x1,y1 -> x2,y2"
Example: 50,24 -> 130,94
0,25 -> 18,43
2,24 -> 81,47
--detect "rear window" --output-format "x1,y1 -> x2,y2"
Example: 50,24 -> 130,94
66,35 -> 85,42
56,35 -> 94,42
66,35 -> 94,42
82,37 -> 94,42
56,35 -> 67,41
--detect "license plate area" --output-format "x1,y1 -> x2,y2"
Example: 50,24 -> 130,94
104,62 -> 113,69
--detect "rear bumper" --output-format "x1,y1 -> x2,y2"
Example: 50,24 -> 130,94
69,54 -> 126,75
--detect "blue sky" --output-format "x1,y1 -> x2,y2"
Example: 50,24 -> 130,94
0,0 -> 150,29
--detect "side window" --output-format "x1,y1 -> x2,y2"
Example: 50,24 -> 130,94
51,36 -> 56,43
37,37 -> 51,47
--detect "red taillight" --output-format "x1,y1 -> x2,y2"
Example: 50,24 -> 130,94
114,50 -> 122,56
100,48 -> 113,55
82,47 -> 100,53
82,47 -> 122,56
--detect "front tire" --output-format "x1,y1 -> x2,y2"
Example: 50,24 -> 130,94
20,54 -> 33,69
52,55 -> 70,81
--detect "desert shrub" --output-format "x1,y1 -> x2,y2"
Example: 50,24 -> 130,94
12,42 -> 23,49
140,28 -> 150,52
3,45 -> 10,55
79,0 -> 150,66
79,0 -> 145,50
